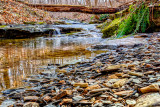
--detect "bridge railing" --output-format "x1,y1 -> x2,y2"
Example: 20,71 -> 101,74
20,0 -> 133,8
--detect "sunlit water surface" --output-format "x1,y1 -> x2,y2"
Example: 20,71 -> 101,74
0,22 -> 105,91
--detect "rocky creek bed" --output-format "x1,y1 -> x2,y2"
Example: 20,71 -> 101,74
0,32 -> 160,107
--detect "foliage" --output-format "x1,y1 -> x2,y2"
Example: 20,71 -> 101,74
102,18 -> 123,38
99,14 -> 109,21
117,3 -> 150,38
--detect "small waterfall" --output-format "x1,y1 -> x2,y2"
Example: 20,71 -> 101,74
53,28 -> 61,36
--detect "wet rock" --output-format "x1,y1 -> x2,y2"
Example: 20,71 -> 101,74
89,88 -> 109,94
101,65 -> 121,73
102,101 -> 112,104
61,98 -> 72,104
135,93 -> 160,107
73,83 -> 88,88
86,84 -> 101,90
0,99 -> 16,107
139,84 -> 159,93
92,38 -> 147,50
73,96 -> 83,101
23,102 -> 39,107
53,90 -> 72,100
128,71 -> 144,77
24,96 -> 39,102
43,96 -> 52,102
126,99 -> 136,106
113,79 -> 128,88
114,90 -> 133,96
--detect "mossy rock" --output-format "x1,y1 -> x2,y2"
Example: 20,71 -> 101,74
37,22 -> 46,25
23,21 -> 36,25
102,18 -> 123,38
96,19 -> 112,29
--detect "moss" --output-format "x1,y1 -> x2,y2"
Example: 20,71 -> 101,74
37,22 -> 46,25
102,18 -> 123,38
0,25 -> 7,28
23,21 -> 36,25
96,19 -> 112,29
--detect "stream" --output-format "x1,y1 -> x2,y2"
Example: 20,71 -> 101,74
0,20 -> 106,91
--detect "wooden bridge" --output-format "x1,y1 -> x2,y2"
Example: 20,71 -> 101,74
20,0 -> 134,14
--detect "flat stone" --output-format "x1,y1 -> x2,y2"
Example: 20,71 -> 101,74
23,102 -> 39,107
86,84 -> 101,90
114,90 -> 133,96
89,88 -> 109,94
126,99 -> 136,106
53,90 -> 72,100
73,96 -> 83,101
92,38 -> 147,50
135,93 -> 160,107
0,100 -> 16,107
113,79 -> 128,88
24,96 -> 39,102
73,83 -> 88,88
128,71 -> 144,77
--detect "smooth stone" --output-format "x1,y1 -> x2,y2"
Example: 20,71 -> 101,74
0,100 -> 16,107
126,99 -> 136,106
24,96 -> 39,102
132,79 -> 141,84
102,101 -> 112,104
73,96 -> 83,101
23,102 -> 39,107
135,93 -> 160,107
44,103 -> 57,107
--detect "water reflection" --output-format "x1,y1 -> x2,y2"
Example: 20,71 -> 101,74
0,24 -> 104,90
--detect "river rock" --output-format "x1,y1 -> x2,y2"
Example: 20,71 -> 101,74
92,38 -> 147,50
23,102 -> 39,107
24,96 -> 39,102
73,96 -> 83,101
114,90 -> 133,96
135,93 -> 160,107
0,100 -> 16,107
126,99 -> 136,106
113,79 -> 128,88
139,84 -> 159,93
73,83 -> 88,88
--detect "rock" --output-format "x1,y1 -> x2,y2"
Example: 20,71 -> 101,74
92,38 -> 147,49
58,69 -> 67,73
102,18 -> 123,38
113,79 -> 128,88
132,79 -> 141,84
108,74 -> 119,79
73,83 -> 88,88
102,101 -> 112,104
24,96 -> 39,102
89,88 -> 109,94
53,90 -> 72,100
135,93 -> 160,107
0,100 -> 16,107
126,99 -> 136,106
128,71 -> 144,77
86,84 -> 101,90
139,84 -> 159,93
73,96 -> 83,101
44,103 -> 57,107
114,90 -> 133,96
43,96 -> 51,102
23,102 -> 39,107
101,65 -> 121,73
61,98 -> 72,104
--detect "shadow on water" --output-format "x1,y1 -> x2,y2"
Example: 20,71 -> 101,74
0,22 -> 105,91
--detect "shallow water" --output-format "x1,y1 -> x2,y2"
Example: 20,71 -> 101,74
0,21 -> 105,91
